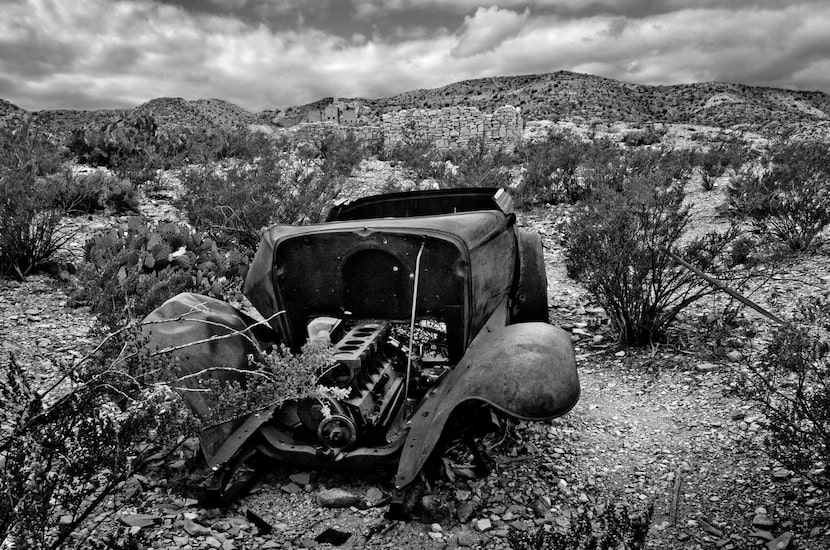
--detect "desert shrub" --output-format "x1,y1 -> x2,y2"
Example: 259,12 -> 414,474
202,340 -> 335,425
565,168 -> 740,345
578,137 -> 626,194
180,152 -> 338,251
316,129 -> 364,177
726,234 -> 757,268
621,124 -> 665,147
0,126 -> 73,278
0,301 -> 340,547
698,139 -> 748,190
742,299 -> 830,487
51,168 -> 138,214
385,138 -> 445,181
0,324 -> 201,549
516,130 -> 585,205
439,138 -> 514,189
73,217 -> 242,332
727,139 -> 830,251
508,499 -> 653,550
67,114 -> 162,183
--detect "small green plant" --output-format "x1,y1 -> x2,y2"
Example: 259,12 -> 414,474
727,139 -> 830,251
742,299 -> 830,487
507,499 -> 653,550
73,217 -> 241,332
202,340 -> 336,425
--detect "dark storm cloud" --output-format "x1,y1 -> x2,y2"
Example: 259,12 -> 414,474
1,0 -> 828,112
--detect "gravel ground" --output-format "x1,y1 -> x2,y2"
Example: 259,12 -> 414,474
3,164 -> 830,549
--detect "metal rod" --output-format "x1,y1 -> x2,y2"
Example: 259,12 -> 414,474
666,250 -> 789,326
405,241 -> 426,401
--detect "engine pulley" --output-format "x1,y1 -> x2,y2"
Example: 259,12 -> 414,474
317,414 -> 358,449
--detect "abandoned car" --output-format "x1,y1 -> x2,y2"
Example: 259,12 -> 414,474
142,187 -> 580,514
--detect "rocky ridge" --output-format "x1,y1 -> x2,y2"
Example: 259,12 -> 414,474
4,71 -> 830,141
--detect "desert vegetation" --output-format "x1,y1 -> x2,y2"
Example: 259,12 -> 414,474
2,110 -> 830,549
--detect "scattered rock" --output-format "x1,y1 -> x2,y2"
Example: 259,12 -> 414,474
766,531 -> 793,550
475,518 -> 492,532
364,487 -> 387,507
119,513 -> 159,528
752,515 -> 775,529
456,532 -> 478,547
696,362 -> 719,372
726,350 -> 743,362
184,517 -> 211,536
316,488 -> 359,508
457,501 -> 476,523
416,494 -> 452,524
289,472 -> 313,485
281,482 -> 302,494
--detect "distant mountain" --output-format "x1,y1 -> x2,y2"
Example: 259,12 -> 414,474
3,71 -> 829,139
278,71 -> 830,135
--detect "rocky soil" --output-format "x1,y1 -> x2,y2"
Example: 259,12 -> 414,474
3,164 -> 830,549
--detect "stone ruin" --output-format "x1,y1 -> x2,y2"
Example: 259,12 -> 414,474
283,102 -> 524,152
382,105 -> 523,151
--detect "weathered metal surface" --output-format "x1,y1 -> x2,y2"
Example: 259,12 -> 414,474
394,309 -> 579,489
140,292 -> 273,462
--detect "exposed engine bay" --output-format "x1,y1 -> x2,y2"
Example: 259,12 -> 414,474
265,318 -> 450,458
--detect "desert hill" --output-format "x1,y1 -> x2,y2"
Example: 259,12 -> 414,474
3,71 -> 830,139
280,71 -> 830,134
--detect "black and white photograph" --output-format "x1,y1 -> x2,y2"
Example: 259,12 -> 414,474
2,1 -> 830,548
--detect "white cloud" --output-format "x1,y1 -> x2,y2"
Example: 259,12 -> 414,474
452,7 -> 530,58
207,0 -> 249,9
0,0 -> 828,112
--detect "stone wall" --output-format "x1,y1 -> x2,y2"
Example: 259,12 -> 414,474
279,105 -> 524,152
382,106 -> 523,151
285,121 -> 383,145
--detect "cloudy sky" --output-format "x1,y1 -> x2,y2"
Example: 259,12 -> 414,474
2,0 -> 830,113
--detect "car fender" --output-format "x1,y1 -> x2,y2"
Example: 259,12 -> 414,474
394,319 -> 579,489
141,292 -> 274,463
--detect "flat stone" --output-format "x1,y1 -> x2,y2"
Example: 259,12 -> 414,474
456,532 -> 478,547
289,472 -> 312,485
364,487 -> 386,507
750,530 -> 774,541
752,515 -> 775,529
183,517 -> 211,536
772,468 -> 792,479
317,488 -> 359,508
766,532 -> 793,550
475,518 -> 492,531
457,502 -> 476,523
697,362 -> 719,372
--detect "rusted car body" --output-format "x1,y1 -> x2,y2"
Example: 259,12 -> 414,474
142,187 -> 579,513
